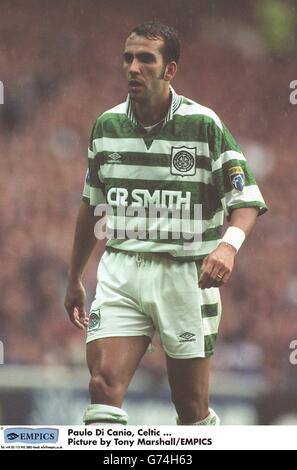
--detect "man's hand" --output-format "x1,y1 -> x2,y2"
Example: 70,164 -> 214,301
64,277 -> 89,330
199,242 -> 236,289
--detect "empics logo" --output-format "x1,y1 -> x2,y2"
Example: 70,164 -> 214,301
4,428 -> 59,444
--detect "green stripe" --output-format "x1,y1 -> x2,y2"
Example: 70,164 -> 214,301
88,158 -> 103,188
209,122 -> 241,160
201,303 -> 218,318
202,226 -> 222,241
94,114 -> 135,139
93,151 -> 211,171
163,115 -> 209,142
221,123 -> 242,153
109,231 -> 221,244
204,333 -> 217,356
108,231 -> 196,245
89,120 -> 98,150
92,112 -> 223,145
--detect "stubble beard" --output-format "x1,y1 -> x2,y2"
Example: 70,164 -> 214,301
129,66 -> 166,104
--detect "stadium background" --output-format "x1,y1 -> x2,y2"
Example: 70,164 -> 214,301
0,0 -> 296,425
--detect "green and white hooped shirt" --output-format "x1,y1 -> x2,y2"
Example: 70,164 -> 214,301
82,87 -> 267,261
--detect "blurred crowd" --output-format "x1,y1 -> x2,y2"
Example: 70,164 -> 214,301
0,0 -> 296,387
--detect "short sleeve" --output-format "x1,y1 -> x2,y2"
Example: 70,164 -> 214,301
210,121 -> 267,219
82,119 -> 106,207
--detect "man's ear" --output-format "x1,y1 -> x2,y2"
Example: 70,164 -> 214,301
164,61 -> 177,82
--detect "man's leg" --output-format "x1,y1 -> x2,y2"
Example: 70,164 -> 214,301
166,355 -> 219,425
84,335 -> 150,425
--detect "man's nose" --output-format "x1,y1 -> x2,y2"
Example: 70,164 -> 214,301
129,58 -> 140,74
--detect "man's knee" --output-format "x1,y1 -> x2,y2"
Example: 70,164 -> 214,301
89,372 -> 126,406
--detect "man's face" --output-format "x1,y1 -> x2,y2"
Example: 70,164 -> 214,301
123,33 -> 167,102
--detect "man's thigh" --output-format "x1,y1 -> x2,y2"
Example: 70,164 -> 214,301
87,336 -> 150,386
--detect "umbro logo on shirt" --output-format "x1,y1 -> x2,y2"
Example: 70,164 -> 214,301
107,152 -> 122,163
178,332 -> 196,342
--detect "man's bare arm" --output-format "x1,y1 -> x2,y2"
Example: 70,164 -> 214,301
64,201 -> 103,329
199,207 -> 259,289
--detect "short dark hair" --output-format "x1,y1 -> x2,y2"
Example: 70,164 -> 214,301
129,21 -> 180,64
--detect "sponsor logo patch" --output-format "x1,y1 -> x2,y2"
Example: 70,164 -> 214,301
228,166 -> 245,191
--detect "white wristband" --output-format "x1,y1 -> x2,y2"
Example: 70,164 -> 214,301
221,226 -> 246,252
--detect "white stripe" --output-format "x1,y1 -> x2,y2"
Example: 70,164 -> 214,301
93,137 -> 145,153
93,137 -> 210,156
203,316 -> 220,336
89,187 -> 106,205
88,148 -> 95,159
212,150 -> 246,172
102,102 -> 126,115
107,211 -> 223,233
154,140 -> 210,156
101,163 -> 212,184
176,102 -> 223,131
107,223 -> 203,250
224,184 -> 266,208
82,182 -> 90,198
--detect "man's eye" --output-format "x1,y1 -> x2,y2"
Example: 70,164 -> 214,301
123,54 -> 133,63
140,54 -> 155,62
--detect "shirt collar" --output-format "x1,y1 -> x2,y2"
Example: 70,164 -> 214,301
126,85 -> 182,126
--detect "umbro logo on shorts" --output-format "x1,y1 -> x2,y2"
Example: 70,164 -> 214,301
178,332 -> 196,343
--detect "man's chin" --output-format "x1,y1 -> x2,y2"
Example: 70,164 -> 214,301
129,92 -> 145,103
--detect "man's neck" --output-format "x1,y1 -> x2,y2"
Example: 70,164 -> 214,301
133,88 -> 172,127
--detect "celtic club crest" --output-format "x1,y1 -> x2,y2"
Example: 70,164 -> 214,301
171,146 -> 196,176
88,309 -> 101,331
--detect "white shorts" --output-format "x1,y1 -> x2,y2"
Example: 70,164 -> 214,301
86,249 -> 222,358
